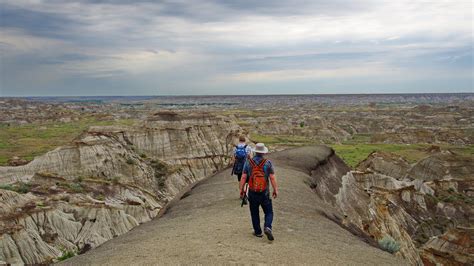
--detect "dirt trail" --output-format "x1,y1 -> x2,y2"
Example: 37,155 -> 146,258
63,147 -> 405,265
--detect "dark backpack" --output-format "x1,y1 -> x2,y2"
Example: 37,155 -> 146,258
233,145 -> 248,174
235,145 -> 247,160
248,158 -> 268,193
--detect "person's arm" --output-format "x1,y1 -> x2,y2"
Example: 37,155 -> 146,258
246,146 -> 252,158
240,173 -> 247,197
266,160 -> 278,198
230,146 -> 237,164
269,174 -> 278,198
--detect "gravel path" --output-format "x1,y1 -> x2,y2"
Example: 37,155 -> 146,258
63,151 -> 405,265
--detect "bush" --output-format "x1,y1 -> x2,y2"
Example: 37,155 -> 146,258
57,250 -> 75,261
112,176 -> 121,184
16,182 -> 31,193
68,183 -> 84,193
0,182 -> 31,194
378,235 -> 400,254
300,121 -> 305,128
0,184 -> 14,191
126,158 -> 135,165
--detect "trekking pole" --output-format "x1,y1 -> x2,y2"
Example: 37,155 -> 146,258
241,183 -> 248,207
231,160 -> 236,176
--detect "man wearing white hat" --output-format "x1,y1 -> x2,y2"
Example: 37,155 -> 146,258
239,143 -> 279,241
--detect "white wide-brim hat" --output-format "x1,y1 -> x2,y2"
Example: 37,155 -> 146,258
253,143 -> 269,154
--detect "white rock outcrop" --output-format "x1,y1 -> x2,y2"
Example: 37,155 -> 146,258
0,112 -> 243,264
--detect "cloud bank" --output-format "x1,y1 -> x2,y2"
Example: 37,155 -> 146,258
0,0 -> 472,96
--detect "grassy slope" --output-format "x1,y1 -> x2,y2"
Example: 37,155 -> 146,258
251,133 -> 473,168
1,118 -> 472,168
0,118 -> 134,165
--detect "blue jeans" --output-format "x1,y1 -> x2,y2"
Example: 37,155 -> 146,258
248,191 -> 273,235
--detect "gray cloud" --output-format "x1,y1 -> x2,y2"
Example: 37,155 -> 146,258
0,0 -> 472,96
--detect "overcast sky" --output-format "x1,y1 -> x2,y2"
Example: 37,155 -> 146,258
0,0 -> 472,96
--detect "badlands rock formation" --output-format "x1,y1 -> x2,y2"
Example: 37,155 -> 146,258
236,103 -> 473,145
0,112 -> 242,264
312,150 -> 473,265
62,146 -> 402,265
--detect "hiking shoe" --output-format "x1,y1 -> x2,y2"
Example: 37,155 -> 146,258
253,232 -> 263,238
264,227 -> 274,241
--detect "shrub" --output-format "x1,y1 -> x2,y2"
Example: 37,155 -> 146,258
0,182 -> 32,194
126,158 -> 135,165
425,193 -> 439,204
440,195 -> 457,203
112,176 -> 121,184
378,235 -> 400,254
68,183 -> 84,193
17,182 -> 32,193
140,153 -> 147,158
300,121 -> 305,128
0,184 -> 14,191
57,250 -> 75,261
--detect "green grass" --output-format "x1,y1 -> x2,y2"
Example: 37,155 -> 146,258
251,132 -> 474,168
0,118 -> 135,165
250,134 -> 280,144
331,143 -> 474,168
330,143 -> 430,168
252,132 -> 433,168
347,133 -> 373,143
251,133 -> 314,145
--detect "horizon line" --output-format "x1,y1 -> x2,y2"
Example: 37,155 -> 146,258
1,92 -> 473,98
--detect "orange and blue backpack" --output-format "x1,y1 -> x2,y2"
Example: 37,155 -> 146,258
248,158 -> 268,192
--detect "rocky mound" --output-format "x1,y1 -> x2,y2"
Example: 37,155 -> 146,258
356,151 -> 411,180
420,227 -> 473,265
408,151 -> 474,181
312,150 -> 474,265
0,113 -> 243,264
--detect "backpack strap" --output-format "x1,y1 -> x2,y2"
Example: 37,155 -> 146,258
249,158 -> 266,169
248,157 -> 258,168
246,159 -> 255,184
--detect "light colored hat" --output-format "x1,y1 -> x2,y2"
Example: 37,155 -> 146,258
253,143 -> 269,154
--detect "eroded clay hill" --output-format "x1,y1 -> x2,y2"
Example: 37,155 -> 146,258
317,150 -> 474,265
62,146 -> 403,265
0,112 -> 243,264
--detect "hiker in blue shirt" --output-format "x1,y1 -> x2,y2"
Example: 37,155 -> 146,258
231,135 -> 252,185
239,143 -> 278,241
